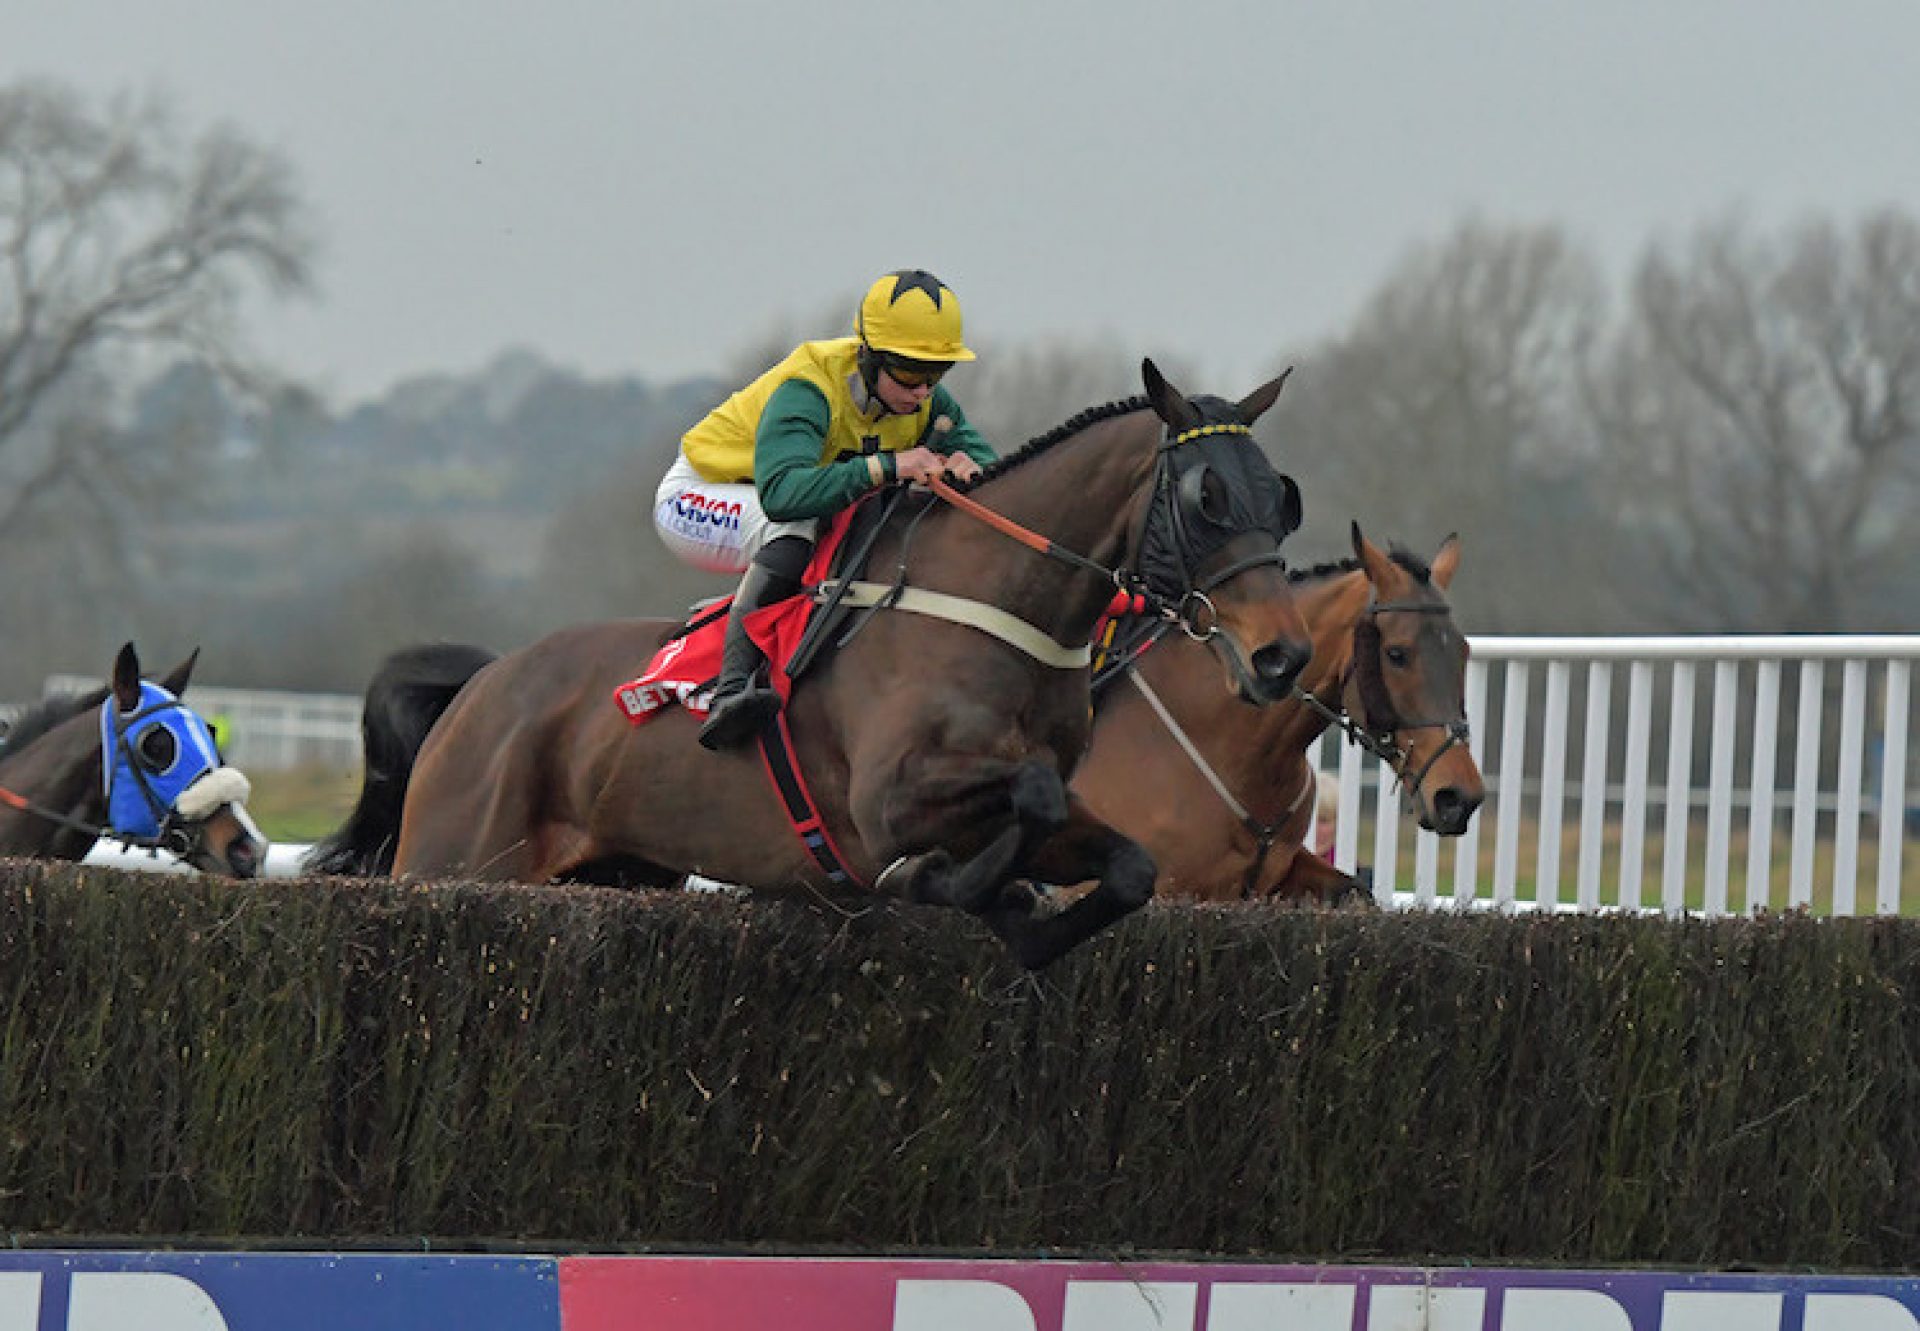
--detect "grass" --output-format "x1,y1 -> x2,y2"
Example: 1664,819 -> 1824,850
245,765 -> 362,844
248,764 -> 1920,918
1334,800 -> 1920,917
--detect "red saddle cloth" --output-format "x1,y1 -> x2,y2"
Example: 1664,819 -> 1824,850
613,506 -> 858,726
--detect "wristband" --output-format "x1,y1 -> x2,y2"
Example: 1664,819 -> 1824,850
866,454 -> 885,486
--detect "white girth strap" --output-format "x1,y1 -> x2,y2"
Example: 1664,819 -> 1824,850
822,580 -> 1092,670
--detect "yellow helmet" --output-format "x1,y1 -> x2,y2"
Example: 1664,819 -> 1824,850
853,269 -> 976,364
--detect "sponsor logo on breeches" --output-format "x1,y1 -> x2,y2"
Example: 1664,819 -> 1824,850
666,493 -> 744,536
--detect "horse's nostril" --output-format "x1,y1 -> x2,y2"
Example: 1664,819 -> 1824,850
1252,640 -> 1310,690
1429,787 -> 1482,834
228,842 -> 259,878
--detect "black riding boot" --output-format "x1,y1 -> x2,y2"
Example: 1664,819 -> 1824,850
698,542 -> 808,751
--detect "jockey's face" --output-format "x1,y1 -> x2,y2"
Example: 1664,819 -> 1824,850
875,367 -> 937,415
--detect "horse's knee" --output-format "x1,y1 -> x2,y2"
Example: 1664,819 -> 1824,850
1010,763 -> 1069,831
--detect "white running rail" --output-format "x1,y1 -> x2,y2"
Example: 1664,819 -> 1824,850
47,636 -> 1920,915
1311,635 -> 1918,916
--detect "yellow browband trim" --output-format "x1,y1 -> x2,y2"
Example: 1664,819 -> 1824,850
1170,423 -> 1253,444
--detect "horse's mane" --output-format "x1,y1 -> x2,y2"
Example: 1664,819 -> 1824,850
1288,545 -> 1434,586
0,687 -> 109,759
959,396 -> 1150,490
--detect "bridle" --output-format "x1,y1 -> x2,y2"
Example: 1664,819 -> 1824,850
1292,597 -> 1473,805
1087,588 -> 1469,898
925,419 -> 1296,645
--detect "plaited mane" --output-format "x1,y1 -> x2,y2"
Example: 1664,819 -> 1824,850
958,396 -> 1150,490
1287,546 -> 1433,587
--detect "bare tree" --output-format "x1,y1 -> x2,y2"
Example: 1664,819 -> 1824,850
1588,213 -> 1920,630
0,79 -> 312,549
1276,219 -> 1617,630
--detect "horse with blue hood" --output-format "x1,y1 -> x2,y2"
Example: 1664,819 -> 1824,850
0,643 -> 267,876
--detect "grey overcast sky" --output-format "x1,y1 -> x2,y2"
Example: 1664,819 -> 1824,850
10,0 -> 1919,403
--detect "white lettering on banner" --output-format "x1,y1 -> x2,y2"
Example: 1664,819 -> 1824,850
1806,1294 -> 1920,1331
1208,1282 -> 1356,1331
1662,1291 -> 1783,1331
0,1274 -> 40,1329
1369,1284 -> 1486,1331
894,1280 -> 1037,1331
68,1273 -> 231,1331
1503,1289 -> 1634,1331
888,1277 -> 1919,1331
1061,1281 -> 1199,1330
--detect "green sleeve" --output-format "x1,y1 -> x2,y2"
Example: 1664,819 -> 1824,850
928,386 -> 999,466
754,379 -> 884,521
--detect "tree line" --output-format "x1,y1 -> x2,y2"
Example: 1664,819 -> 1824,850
3,79 -> 1917,699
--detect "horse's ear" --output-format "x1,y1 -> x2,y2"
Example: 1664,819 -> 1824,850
1351,521 -> 1396,590
112,643 -> 143,713
1236,366 -> 1294,424
1142,358 -> 1199,432
158,647 -> 201,697
1430,533 -> 1461,590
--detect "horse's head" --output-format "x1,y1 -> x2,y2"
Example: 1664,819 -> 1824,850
1137,359 -> 1313,704
104,643 -> 268,877
1343,526 -> 1485,836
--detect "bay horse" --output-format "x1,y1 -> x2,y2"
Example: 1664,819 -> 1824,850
1072,524 -> 1484,902
0,643 -> 267,876
312,361 -> 1313,968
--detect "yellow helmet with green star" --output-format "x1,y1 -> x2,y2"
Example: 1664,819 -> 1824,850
853,269 -> 975,364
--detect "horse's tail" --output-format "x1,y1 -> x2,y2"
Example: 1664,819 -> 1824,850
303,642 -> 498,877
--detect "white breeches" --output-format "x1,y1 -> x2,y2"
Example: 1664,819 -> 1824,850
652,454 -> 817,574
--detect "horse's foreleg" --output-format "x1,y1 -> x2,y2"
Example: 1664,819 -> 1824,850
883,762 -> 1069,915
991,801 -> 1157,970
1269,848 -> 1378,908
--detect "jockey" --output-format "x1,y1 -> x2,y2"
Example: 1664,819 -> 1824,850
654,268 -> 1000,751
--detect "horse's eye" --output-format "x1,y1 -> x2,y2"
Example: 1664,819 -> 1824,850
1202,472 -> 1232,523
1178,465 -> 1233,526
136,726 -> 177,772
1385,646 -> 1411,668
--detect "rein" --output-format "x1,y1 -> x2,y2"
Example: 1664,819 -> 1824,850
1122,665 -> 1315,899
924,419 -> 1278,646
0,782 -> 183,854
1105,588 -> 1468,896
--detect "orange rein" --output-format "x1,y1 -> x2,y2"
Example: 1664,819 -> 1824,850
924,475 -> 1055,557
922,474 -> 1144,621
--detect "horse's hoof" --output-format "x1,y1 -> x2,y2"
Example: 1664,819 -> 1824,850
882,849 -> 954,903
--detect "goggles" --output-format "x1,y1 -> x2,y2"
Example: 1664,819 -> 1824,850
880,356 -> 948,389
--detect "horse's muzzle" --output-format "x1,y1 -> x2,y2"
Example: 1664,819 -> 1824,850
224,836 -> 262,878
1422,785 -> 1483,837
